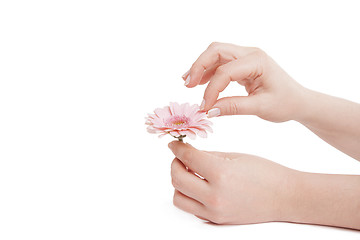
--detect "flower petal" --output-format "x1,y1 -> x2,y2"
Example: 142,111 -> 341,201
169,102 -> 181,116
180,130 -> 196,140
154,106 -> 172,119
202,124 -> 213,133
191,112 -> 207,123
187,104 -> 200,118
147,102 -> 213,139
158,132 -> 168,138
147,126 -> 158,134
197,129 -> 208,138
181,102 -> 191,115
198,119 -> 213,125
169,131 -> 180,137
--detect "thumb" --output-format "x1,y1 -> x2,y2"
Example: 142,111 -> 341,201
208,96 -> 260,117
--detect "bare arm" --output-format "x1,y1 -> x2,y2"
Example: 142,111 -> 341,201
296,90 -> 360,160
286,171 -> 360,230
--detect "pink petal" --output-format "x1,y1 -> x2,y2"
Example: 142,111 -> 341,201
180,130 -> 196,140
146,113 -> 156,119
151,117 -> 165,127
158,133 -> 168,138
147,126 -> 158,134
198,119 -> 213,125
183,103 -> 191,114
169,131 -> 180,137
202,124 -> 213,133
187,104 -> 200,118
189,127 -> 207,138
180,103 -> 190,115
191,112 -> 207,123
154,106 -> 171,119
169,102 -> 181,116
197,129 -> 208,138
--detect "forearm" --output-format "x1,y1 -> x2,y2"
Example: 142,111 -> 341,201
283,171 -> 360,230
296,89 -> 360,160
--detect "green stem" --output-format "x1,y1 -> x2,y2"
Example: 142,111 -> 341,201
177,135 -> 186,142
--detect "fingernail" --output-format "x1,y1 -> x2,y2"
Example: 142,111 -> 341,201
207,108 -> 220,118
184,75 -> 190,86
182,69 -> 190,79
200,99 -> 205,110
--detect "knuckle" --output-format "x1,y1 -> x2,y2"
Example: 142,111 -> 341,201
209,212 -> 227,225
228,99 -> 240,114
171,175 -> 181,189
191,61 -> 201,71
252,47 -> 267,60
207,195 -> 222,209
215,66 -> 226,76
251,47 -> 264,54
208,189 -> 225,206
215,66 -> 231,81
170,159 -> 178,173
206,195 -> 228,224
170,168 -> 176,179
173,193 -> 180,207
208,41 -> 221,49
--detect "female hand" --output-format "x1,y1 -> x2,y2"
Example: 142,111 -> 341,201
168,140 -> 297,224
169,141 -> 360,229
183,42 -> 308,122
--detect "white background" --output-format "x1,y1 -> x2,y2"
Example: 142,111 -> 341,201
1,0 -> 360,239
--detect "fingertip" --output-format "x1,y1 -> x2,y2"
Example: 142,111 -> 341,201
199,98 -> 214,112
199,99 -> 206,111
184,74 -> 191,86
202,87 -> 221,112
202,97 -> 217,113
182,69 -> 190,80
207,108 -> 221,118
168,140 -> 177,149
169,140 -> 187,149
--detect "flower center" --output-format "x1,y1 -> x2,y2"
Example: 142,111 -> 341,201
166,115 -> 190,128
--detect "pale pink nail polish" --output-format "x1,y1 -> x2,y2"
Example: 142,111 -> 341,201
182,69 -> 190,79
207,108 -> 220,118
200,99 -> 206,110
184,75 -> 190,86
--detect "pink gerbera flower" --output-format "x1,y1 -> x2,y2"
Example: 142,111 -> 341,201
145,102 -> 213,141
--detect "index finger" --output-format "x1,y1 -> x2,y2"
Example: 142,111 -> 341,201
168,141 -> 218,181
185,42 -> 240,88
202,53 -> 262,111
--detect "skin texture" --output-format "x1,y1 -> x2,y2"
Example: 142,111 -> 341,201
171,42 -> 360,229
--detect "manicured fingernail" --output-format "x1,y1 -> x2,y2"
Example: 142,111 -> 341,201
207,108 -> 220,118
184,75 -> 190,86
200,99 -> 206,110
182,69 -> 190,79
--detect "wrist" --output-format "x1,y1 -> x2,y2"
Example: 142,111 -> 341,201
274,169 -> 304,222
291,86 -> 317,124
